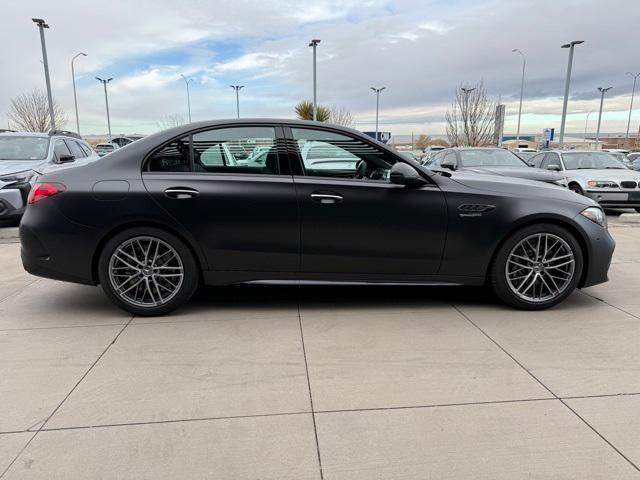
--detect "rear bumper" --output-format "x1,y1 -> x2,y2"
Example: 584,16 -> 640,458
20,200 -> 99,285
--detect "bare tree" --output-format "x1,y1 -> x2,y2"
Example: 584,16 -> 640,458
7,89 -> 67,132
445,81 -> 495,146
328,106 -> 354,127
156,114 -> 185,131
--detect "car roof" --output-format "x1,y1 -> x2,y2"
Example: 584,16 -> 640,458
0,131 -> 48,138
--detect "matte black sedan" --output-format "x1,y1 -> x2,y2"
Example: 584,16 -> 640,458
424,147 -> 568,187
20,120 -> 614,315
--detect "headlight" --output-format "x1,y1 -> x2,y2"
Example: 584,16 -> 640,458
587,180 -> 618,188
0,170 -> 36,186
580,206 -> 607,228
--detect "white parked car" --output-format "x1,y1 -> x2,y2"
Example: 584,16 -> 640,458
421,145 -> 447,164
95,142 -> 121,157
530,150 -> 640,212
0,130 -> 98,222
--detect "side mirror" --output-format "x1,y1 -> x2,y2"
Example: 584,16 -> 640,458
547,164 -> 561,171
390,163 -> 428,187
440,159 -> 457,171
58,154 -> 75,164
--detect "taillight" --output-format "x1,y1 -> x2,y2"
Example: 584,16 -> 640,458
27,182 -> 66,204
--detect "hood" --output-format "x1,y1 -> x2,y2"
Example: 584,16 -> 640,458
566,168 -> 640,182
449,171 -> 595,208
0,160 -> 46,177
463,166 -> 563,182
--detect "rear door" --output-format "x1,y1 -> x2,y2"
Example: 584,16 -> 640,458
142,124 -> 298,273
286,125 -> 447,276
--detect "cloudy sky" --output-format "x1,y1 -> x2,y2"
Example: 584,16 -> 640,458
1,0 -> 639,137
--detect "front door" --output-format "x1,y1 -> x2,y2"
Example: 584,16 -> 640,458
142,125 -> 298,273
287,126 -> 447,276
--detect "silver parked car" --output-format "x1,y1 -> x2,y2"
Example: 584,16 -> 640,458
424,147 -> 569,187
0,130 -> 98,222
530,150 -> 640,212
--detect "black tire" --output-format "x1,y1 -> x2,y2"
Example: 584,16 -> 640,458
98,226 -> 199,316
489,223 -> 583,310
635,208 -> 640,214
569,183 -> 584,195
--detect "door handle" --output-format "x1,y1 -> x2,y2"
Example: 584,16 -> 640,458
310,193 -> 343,204
164,187 -> 199,199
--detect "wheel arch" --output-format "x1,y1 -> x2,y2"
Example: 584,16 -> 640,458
486,216 -> 590,288
91,220 -> 206,285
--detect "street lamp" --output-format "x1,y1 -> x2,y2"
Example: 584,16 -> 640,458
625,72 -> 640,141
512,49 -> 526,141
371,87 -> 386,141
95,77 -> 113,142
230,85 -> 244,118
309,39 -> 321,121
71,52 -> 87,135
595,86 -> 612,148
584,110 -> 593,143
180,74 -> 193,123
32,18 -> 55,130
558,40 -> 584,148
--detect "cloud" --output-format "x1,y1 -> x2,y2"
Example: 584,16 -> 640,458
1,0 -> 638,136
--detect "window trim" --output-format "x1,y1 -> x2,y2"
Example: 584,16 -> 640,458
282,124 -> 434,185
143,123 -> 287,176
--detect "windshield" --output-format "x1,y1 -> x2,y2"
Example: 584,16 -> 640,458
459,149 -> 527,167
0,136 -> 49,161
562,152 -> 627,170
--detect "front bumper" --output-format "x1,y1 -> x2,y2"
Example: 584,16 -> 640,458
574,213 -> 615,288
586,190 -> 640,208
0,188 -> 25,219
20,199 -> 99,285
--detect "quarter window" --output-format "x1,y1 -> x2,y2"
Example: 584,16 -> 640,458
193,127 -> 278,174
147,136 -> 191,172
291,128 -> 395,181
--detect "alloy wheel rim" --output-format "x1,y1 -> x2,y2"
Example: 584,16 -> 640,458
108,236 -> 184,307
505,233 -> 575,303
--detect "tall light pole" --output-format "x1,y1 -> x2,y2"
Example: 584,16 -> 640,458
460,87 -> 476,144
512,49 -> 526,141
309,39 -> 321,121
595,86 -> 612,148
180,74 -> 193,123
625,72 -> 639,141
32,18 -> 55,130
584,110 -> 593,143
230,85 -> 244,118
96,77 -> 113,142
558,40 -> 584,148
71,52 -> 87,135
371,87 -> 386,141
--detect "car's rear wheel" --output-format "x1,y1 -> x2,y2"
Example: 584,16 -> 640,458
98,227 -> 198,316
490,224 -> 583,310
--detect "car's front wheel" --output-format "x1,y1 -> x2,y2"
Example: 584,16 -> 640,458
98,227 -> 199,316
569,183 -> 584,195
490,224 -> 583,310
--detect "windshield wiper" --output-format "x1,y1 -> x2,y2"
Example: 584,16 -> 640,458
604,166 -> 625,169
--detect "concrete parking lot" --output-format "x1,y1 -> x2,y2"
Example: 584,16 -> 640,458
1,217 -> 640,479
